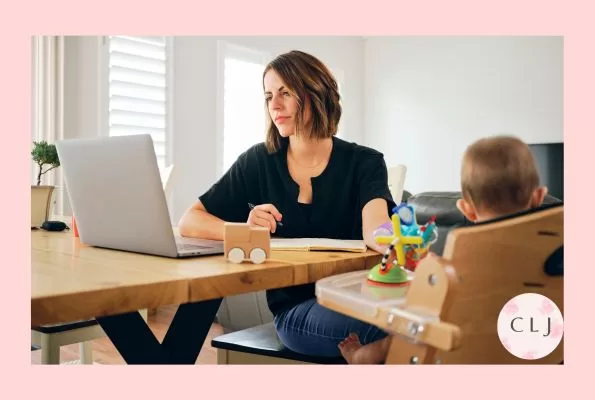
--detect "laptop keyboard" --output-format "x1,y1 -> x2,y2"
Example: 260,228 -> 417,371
176,243 -> 211,251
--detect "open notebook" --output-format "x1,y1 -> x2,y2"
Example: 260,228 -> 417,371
271,238 -> 367,253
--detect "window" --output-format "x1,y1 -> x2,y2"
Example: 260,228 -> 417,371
220,42 -> 270,174
106,36 -> 170,168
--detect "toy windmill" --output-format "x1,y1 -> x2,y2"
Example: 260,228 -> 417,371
367,203 -> 437,286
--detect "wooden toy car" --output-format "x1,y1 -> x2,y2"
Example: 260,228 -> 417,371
223,222 -> 270,264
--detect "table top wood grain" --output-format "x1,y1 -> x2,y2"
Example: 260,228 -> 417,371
31,230 -> 381,326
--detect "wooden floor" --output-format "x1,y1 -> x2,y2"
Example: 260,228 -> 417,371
31,305 -> 224,365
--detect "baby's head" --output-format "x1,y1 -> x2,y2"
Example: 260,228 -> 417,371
456,135 -> 548,223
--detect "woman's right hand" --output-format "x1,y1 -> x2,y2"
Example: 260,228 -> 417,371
247,203 -> 283,233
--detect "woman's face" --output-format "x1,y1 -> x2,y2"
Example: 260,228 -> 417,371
264,69 -> 308,137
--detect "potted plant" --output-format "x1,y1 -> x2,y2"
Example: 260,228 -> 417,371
31,140 -> 60,227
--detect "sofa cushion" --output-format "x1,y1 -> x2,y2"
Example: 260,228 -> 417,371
408,191 -> 467,227
408,191 -> 562,228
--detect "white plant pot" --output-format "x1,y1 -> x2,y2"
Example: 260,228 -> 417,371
31,185 -> 55,228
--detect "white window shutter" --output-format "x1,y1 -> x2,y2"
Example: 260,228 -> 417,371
108,36 -> 169,168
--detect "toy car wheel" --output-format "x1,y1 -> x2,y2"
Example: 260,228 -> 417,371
250,248 -> 266,264
228,248 -> 245,264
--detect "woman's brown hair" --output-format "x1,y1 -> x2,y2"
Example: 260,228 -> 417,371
262,50 -> 342,153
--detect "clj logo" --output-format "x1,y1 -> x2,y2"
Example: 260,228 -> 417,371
497,293 -> 563,360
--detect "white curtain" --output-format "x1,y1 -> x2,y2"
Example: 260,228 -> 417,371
31,36 -> 65,214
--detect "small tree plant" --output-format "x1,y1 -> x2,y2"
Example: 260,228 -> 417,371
31,141 -> 60,186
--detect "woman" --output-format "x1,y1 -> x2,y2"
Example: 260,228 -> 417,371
178,50 -> 395,358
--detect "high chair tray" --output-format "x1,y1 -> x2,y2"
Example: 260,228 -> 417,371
315,269 -> 414,319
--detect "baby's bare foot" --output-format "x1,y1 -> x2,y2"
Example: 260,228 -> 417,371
338,333 -> 362,364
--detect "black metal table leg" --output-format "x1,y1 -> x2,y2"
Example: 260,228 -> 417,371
96,298 -> 222,364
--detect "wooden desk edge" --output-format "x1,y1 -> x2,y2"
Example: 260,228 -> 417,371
31,279 -> 189,327
32,238 -> 382,325
186,250 -> 383,303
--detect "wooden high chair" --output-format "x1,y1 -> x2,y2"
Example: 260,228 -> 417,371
318,203 -> 564,364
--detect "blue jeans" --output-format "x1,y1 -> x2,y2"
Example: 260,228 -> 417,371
273,298 -> 388,358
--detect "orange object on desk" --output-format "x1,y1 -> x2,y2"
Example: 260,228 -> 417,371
72,216 -> 79,238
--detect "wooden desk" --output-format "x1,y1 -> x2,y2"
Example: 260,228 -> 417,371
31,230 -> 382,363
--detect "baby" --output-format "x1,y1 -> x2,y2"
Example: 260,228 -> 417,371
339,135 -> 548,364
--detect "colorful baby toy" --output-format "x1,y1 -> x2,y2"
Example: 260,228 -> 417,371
367,203 -> 438,286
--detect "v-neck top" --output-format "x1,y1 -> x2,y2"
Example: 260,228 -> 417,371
297,202 -> 313,221
199,136 -> 395,316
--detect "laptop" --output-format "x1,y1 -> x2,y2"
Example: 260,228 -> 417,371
56,134 -> 224,258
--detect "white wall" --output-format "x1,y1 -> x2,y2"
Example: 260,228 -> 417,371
63,36 -> 103,142
363,36 -> 563,195
60,36 -> 103,215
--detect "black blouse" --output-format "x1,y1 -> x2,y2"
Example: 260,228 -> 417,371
199,136 -> 395,316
